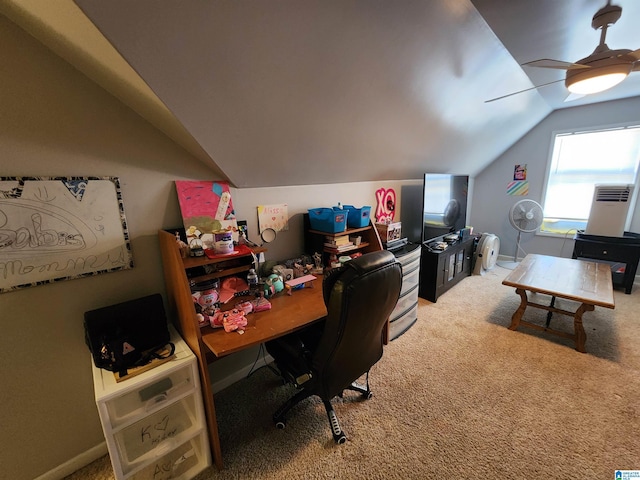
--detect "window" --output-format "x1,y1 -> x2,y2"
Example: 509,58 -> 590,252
540,125 -> 640,235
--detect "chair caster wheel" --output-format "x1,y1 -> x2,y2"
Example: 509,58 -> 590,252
335,433 -> 346,444
275,420 -> 286,429
364,391 -> 373,400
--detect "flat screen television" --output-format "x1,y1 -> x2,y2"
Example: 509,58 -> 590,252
422,173 -> 469,243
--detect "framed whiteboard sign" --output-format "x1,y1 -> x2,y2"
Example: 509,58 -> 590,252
0,177 -> 133,293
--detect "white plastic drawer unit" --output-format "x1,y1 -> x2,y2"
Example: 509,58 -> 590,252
394,245 -> 421,268
400,261 -> 420,296
392,284 -> 419,318
115,394 -> 201,471
128,432 -> 208,480
92,325 -> 211,479
106,364 -> 196,429
389,303 -> 418,339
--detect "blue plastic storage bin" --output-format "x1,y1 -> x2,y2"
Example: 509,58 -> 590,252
308,208 -> 348,233
343,205 -> 371,228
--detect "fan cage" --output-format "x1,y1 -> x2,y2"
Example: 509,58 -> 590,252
509,200 -> 544,233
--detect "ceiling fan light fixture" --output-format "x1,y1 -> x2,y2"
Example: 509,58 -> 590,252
565,63 -> 631,94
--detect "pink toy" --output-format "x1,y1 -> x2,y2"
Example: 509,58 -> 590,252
211,308 -> 248,333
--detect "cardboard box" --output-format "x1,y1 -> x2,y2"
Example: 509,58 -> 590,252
375,222 -> 402,243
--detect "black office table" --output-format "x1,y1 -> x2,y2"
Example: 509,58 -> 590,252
572,231 -> 640,294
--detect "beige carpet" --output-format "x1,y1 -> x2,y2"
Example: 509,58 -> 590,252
67,266 -> 640,479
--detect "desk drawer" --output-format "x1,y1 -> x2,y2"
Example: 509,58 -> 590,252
106,364 -> 197,430
575,242 -> 615,258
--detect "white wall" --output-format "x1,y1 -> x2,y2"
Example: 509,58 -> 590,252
0,16 -> 219,480
0,15 -> 422,479
470,97 -> 640,260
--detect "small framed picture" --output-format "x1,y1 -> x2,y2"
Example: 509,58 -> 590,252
514,164 -> 527,181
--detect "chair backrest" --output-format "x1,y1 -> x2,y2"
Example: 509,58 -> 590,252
312,250 -> 402,399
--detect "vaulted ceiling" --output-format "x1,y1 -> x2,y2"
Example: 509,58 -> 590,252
2,0 -> 639,188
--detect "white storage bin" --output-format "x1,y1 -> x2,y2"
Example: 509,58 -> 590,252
115,395 -> 199,470
389,303 -> 418,340
106,364 -> 196,429
400,262 -> 420,296
92,326 -> 211,479
395,249 -> 420,269
129,432 -> 208,480
391,285 -> 419,320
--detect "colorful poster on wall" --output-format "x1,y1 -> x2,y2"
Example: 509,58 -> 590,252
257,204 -> 288,233
175,181 -> 238,246
375,187 -> 396,223
507,180 -> 529,196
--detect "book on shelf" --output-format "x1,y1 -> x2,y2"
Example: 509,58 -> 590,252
324,242 -> 354,251
325,235 -> 350,246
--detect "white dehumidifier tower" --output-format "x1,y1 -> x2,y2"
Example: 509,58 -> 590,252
585,184 -> 634,237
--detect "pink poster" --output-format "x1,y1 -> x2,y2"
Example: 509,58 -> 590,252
175,181 -> 237,240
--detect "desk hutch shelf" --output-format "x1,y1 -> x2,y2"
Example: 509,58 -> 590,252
158,229 -> 327,470
158,229 -> 259,470
303,215 -> 384,263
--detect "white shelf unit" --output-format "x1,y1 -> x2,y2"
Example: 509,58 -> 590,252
91,326 -> 211,480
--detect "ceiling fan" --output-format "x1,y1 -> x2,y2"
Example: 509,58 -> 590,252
486,1 -> 640,103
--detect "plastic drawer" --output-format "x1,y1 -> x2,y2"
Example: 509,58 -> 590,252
395,249 -> 421,269
400,263 -> 420,297
106,364 -> 196,430
115,395 -> 200,472
389,304 -> 418,340
391,284 -> 419,320
129,432 -> 208,480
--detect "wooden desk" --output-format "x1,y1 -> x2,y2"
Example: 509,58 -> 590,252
158,229 -> 326,469
201,283 -> 326,358
502,254 -> 614,353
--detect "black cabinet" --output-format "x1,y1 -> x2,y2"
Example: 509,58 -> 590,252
572,231 -> 640,294
419,235 -> 475,302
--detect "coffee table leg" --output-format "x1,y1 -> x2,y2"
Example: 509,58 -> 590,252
574,303 -> 594,353
509,288 -> 528,331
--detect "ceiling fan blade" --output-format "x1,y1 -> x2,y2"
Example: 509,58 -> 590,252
485,78 -> 565,103
628,48 -> 640,61
522,59 -> 589,70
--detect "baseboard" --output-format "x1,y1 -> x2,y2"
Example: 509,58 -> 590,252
211,353 -> 274,393
34,442 -> 108,480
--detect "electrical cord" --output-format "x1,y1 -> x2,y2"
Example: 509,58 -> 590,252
246,343 -> 280,379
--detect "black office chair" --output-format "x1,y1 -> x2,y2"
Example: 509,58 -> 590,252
266,250 -> 402,443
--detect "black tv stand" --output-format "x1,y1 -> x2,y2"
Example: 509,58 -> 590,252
419,234 -> 475,302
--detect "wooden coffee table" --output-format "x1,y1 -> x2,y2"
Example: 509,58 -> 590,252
502,254 -> 615,352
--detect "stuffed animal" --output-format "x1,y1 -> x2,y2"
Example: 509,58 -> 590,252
211,308 -> 247,333
263,273 -> 284,297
